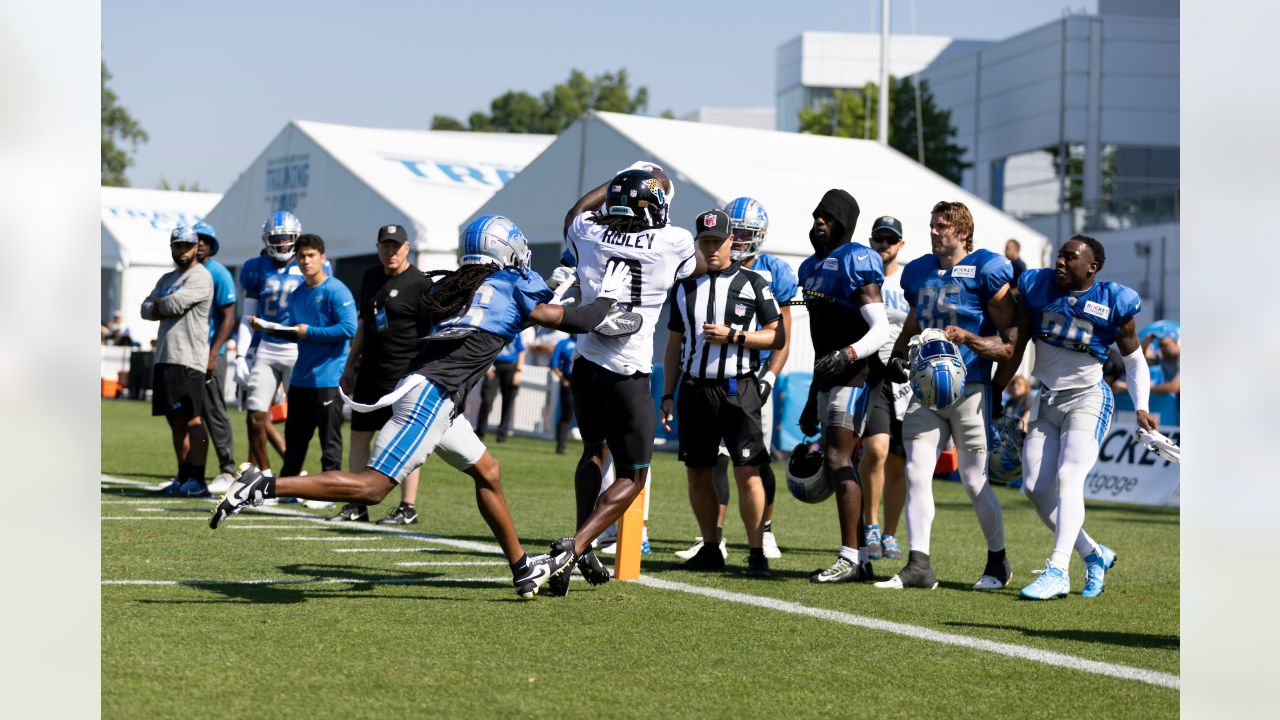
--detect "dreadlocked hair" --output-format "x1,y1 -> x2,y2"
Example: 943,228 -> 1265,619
420,264 -> 500,322
590,210 -> 666,233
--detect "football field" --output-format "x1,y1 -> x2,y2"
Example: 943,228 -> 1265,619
101,399 -> 1179,718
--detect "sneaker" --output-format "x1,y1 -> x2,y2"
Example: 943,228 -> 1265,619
599,537 -> 652,556
326,503 -> 369,523
302,499 -> 335,509
153,478 -> 183,496
1081,544 -> 1117,598
209,463 -> 271,529
881,534 -> 903,560
176,479 -> 211,498
376,505 -> 419,526
577,549 -> 611,586
671,542 -> 726,571
542,538 -> 580,598
207,473 -> 235,495
874,551 -> 938,589
513,550 -> 574,600
1020,564 -> 1070,600
641,538 -> 651,556
973,551 -> 1013,590
674,536 -> 727,560
746,553 -> 773,579
809,555 -> 867,584
595,525 -> 618,548
761,530 -> 782,560
865,524 -> 883,560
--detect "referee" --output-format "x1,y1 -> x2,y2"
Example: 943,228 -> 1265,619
660,209 -> 784,579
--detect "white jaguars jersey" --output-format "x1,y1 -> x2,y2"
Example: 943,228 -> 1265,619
564,212 -> 696,375
878,265 -> 909,365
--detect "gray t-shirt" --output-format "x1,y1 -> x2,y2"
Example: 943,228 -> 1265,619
143,263 -> 212,372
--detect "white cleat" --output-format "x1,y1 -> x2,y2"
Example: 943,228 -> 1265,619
762,531 -> 782,560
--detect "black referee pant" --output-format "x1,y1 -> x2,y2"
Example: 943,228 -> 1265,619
477,360 -> 519,441
281,386 -> 344,477
201,353 -> 236,474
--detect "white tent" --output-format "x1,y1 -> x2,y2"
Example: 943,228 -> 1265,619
101,187 -> 222,347
204,121 -> 554,274
471,111 -> 1051,369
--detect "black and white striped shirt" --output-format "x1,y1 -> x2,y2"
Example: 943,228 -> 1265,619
667,263 -> 781,380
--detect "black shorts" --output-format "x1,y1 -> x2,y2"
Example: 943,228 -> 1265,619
864,378 -> 906,457
677,376 -> 768,468
151,363 -> 205,418
570,358 -> 656,473
351,375 -> 397,432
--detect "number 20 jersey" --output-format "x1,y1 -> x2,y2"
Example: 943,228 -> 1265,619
239,255 -> 325,347
900,249 -> 1012,381
1018,268 -> 1141,391
563,212 -> 696,375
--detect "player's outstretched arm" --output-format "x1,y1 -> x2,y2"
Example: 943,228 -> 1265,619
564,181 -> 609,236
992,291 -> 1032,389
1115,316 -> 1157,433
531,262 -> 633,333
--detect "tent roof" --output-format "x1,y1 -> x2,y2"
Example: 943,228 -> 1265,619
205,120 -> 554,265
101,187 -> 222,269
473,111 -> 1049,266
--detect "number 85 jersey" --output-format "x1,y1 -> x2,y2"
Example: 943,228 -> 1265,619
900,248 -> 1012,380
1018,268 -> 1141,391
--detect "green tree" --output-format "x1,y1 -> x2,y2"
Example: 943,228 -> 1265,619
433,68 -> 650,135
101,62 -> 148,187
798,76 -> 970,184
157,177 -> 206,192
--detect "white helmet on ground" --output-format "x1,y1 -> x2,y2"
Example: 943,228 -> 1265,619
908,328 -> 967,410
786,440 -> 833,503
988,415 -> 1025,485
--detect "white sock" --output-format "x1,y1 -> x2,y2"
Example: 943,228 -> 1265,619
840,545 -> 859,563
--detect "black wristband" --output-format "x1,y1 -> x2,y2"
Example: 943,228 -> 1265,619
735,330 -> 746,347
661,394 -> 674,403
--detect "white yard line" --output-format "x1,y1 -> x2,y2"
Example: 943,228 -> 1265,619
395,561 -> 507,567
331,548 -> 441,553
276,536 -> 383,542
102,517 -> 211,521
101,499 -> 188,505
227,525 -> 322,529
102,576 -> 508,587
634,576 -> 1179,691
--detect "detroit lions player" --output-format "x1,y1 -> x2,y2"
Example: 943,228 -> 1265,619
236,211 -> 327,478
876,201 -> 1017,591
544,164 -> 702,596
797,189 -> 890,584
211,215 -> 633,599
993,236 -> 1153,599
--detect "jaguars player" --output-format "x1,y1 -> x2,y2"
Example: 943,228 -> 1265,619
212,215 -> 634,599
797,188 -> 889,584
995,236 -> 1153,599
235,211 -> 327,478
876,200 -> 1017,592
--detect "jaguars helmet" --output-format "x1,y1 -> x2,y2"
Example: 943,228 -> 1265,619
193,220 -> 219,256
908,328 -> 967,410
786,440 -> 833,503
723,197 -> 769,261
603,169 -> 669,229
460,215 -> 531,270
261,210 -> 301,262
987,415 -> 1025,485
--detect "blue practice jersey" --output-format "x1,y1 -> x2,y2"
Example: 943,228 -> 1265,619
748,253 -> 799,369
413,268 -> 553,405
1019,269 -> 1140,363
287,277 -> 357,388
551,336 -> 576,376
494,333 -> 525,364
798,242 -> 885,387
239,255 -> 331,347
204,258 -> 237,355
901,249 -> 1012,380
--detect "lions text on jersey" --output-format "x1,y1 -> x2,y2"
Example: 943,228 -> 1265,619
1018,268 -> 1142,391
412,268 -> 553,406
900,249 -> 1012,381
798,241 -> 885,387
563,212 -> 696,375
239,256 -> 331,347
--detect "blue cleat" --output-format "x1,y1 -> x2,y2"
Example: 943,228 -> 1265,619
1081,545 -> 1117,598
641,539 -> 651,556
865,524 -> 883,560
1020,565 -> 1070,600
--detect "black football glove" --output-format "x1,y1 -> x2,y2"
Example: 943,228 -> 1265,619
813,347 -> 853,385
887,355 -> 910,384
799,399 -> 820,437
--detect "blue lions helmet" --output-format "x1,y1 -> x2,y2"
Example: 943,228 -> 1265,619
723,197 -> 769,261
908,329 -> 967,410
988,416 -> 1025,485
786,440 -> 834,503
193,220 -> 219,256
460,215 -> 531,270
261,210 -> 302,262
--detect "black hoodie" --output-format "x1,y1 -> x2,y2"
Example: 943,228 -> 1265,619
810,189 -> 860,254
804,189 -> 876,390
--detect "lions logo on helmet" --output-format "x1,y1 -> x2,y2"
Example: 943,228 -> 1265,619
722,197 -> 769,262
459,215 -> 531,270
261,210 -> 302,262
988,415 -> 1025,485
786,440 -> 834,503
603,169 -> 669,229
908,329 -> 967,410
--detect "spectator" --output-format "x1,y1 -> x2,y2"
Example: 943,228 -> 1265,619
193,221 -> 239,492
1002,375 -> 1034,431
263,234 -> 357,484
142,226 -> 213,497
1005,238 -> 1027,288
1146,333 -> 1180,396
550,335 -> 577,454
102,311 -> 132,346
476,333 -> 524,442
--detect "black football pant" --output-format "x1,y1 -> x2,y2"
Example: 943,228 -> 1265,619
477,361 -> 519,440
281,386 -> 344,477
202,354 -> 236,474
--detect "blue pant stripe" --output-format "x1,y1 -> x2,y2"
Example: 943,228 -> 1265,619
1094,380 -> 1114,445
370,383 -> 445,478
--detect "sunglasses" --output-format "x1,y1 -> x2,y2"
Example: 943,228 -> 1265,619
870,234 -> 901,244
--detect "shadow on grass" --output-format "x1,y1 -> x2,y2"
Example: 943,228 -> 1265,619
944,620 -> 1180,650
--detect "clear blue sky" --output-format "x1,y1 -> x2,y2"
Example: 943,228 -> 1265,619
103,0 -> 1097,192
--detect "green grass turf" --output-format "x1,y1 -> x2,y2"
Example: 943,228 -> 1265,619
102,398 -> 1179,718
